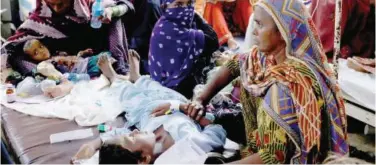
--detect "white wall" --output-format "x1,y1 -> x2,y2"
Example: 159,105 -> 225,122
1,0 -> 12,39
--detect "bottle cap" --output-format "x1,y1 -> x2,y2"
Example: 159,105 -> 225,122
97,124 -> 112,132
97,124 -> 105,132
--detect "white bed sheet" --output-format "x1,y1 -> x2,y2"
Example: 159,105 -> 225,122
0,75 -> 123,126
338,59 -> 375,111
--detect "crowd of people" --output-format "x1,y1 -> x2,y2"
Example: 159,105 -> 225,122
1,0 -> 375,164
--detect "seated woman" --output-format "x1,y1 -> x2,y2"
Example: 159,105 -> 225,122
310,0 -> 375,60
149,0 -> 218,99
190,0 -> 349,163
2,0 -> 134,76
72,50 -> 226,164
201,0 -> 254,50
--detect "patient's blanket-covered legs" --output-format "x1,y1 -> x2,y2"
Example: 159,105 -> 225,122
107,75 -> 188,127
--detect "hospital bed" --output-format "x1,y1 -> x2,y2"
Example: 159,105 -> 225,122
332,0 -> 375,133
1,106 -> 126,163
1,104 -> 240,164
339,59 -> 376,130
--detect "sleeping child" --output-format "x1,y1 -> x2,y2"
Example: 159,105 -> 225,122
72,49 -> 226,164
23,39 -> 112,79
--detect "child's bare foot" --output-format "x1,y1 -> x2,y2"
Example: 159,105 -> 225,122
98,55 -> 118,83
44,81 -> 73,98
128,49 -> 141,83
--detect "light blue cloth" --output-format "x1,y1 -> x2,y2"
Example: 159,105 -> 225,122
107,75 -> 187,127
101,76 -> 226,152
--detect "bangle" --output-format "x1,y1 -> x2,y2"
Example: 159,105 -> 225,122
165,109 -> 172,115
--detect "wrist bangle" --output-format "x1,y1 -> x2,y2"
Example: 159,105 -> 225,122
165,109 -> 172,115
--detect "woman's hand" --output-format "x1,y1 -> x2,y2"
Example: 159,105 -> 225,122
186,100 -> 206,122
150,100 -> 207,122
150,103 -> 171,117
99,8 -> 112,24
213,51 -> 232,66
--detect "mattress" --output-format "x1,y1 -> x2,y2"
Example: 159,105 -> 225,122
1,106 -> 125,164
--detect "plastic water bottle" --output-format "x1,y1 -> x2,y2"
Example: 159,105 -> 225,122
91,0 -> 103,29
64,73 -> 90,83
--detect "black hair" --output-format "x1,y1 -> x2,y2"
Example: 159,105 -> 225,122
99,144 -> 142,164
23,39 -> 37,53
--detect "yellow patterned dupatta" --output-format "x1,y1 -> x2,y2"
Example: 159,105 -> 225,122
239,0 -> 348,163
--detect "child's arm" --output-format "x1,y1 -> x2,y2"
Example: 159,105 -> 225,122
77,48 -> 93,57
150,102 -> 213,127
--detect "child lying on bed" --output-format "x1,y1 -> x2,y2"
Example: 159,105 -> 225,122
22,39 -> 120,98
72,50 -> 226,164
23,39 -> 111,78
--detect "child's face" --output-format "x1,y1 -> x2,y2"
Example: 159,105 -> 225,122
118,129 -> 156,161
25,40 -> 51,62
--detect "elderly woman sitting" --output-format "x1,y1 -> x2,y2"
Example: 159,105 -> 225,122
190,0 -> 349,164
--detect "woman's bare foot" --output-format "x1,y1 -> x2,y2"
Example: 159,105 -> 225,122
98,55 -> 118,83
128,49 -> 141,83
227,38 -> 239,50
